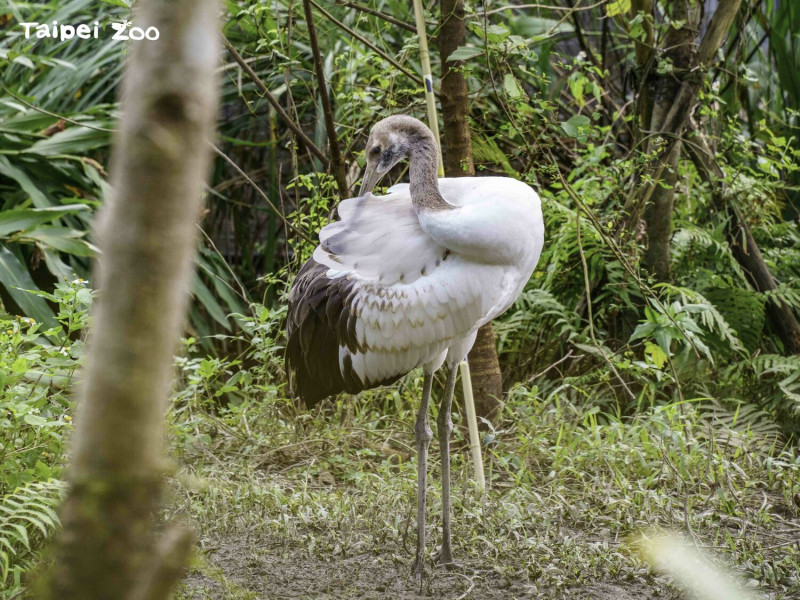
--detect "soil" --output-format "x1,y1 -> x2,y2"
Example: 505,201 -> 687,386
182,536 -> 679,600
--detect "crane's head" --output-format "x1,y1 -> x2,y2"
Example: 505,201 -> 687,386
359,115 -> 435,196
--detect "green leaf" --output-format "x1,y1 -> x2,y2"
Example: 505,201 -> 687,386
644,342 -> 668,369
11,55 -> 35,70
560,115 -> 591,142
447,46 -> 483,62
0,244 -> 57,327
7,523 -> 30,549
26,127 -> 110,157
12,357 -> 28,373
193,274 -> 231,331
0,156 -> 51,208
485,24 -> 510,42
503,73 -> 523,99
0,205 -> 90,238
606,0 -> 631,17
22,226 -> 97,257
0,109 -> 58,133
569,73 -> 587,107
23,414 -> 47,427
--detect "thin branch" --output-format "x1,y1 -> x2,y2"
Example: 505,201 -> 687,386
575,209 -> 636,402
222,37 -> 327,163
482,0 -> 606,15
335,1 -> 418,32
307,0 -> 429,92
211,144 -> 314,245
303,0 -> 349,198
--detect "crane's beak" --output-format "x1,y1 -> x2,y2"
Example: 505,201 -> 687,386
359,162 -> 382,197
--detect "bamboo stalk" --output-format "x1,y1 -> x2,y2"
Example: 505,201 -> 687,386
460,360 -> 486,494
412,0 -> 444,177
412,0 -> 484,492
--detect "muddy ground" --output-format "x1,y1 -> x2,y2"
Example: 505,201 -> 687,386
181,534 -> 679,600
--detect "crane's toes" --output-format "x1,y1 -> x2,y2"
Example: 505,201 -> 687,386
411,555 -> 426,578
411,555 -> 429,591
435,553 -> 464,572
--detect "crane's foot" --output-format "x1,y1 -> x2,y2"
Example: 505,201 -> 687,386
411,554 -> 428,591
434,550 -> 463,572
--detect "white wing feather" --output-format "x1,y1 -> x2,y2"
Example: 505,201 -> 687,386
312,177 -> 543,385
315,189 -> 444,285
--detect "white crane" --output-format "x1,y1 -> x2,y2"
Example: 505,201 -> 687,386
286,115 -> 544,577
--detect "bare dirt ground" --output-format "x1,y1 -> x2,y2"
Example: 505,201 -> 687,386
181,534 -> 679,600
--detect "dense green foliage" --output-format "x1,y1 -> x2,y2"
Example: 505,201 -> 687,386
2,0 -> 800,597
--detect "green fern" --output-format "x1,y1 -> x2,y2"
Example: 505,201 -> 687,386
496,287 -> 580,354
703,287 -> 766,352
657,283 -> 748,355
672,223 -> 730,260
763,282 -> 800,312
695,398 -> 782,445
748,354 -> 800,417
0,479 -> 65,591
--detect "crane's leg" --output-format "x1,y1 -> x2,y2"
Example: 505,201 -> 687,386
437,364 -> 459,567
412,371 -> 434,580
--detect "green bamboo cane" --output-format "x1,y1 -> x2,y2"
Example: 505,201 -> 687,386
412,0 -> 444,177
411,0 -> 486,495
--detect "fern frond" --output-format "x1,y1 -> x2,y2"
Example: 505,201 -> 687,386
748,354 -> 800,415
657,283 -> 749,354
763,282 -> 800,311
695,398 -> 782,445
0,479 -> 65,586
672,224 -> 729,259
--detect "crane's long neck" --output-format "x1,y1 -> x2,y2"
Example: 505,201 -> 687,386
408,138 -> 452,212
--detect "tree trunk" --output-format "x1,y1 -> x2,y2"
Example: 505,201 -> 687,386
640,0 -> 702,281
686,131 -> 800,355
35,1 -> 220,598
622,0 -> 741,238
439,0 -> 501,421
642,143 -> 681,281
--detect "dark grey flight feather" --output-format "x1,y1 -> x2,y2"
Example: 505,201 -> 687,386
285,258 -> 402,406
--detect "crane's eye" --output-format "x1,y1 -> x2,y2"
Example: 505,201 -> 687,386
371,146 -> 382,156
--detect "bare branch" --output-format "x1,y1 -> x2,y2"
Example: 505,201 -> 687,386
223,37 -> 327,163
303,0 -> 350,198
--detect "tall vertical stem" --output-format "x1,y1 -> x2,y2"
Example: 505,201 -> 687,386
412,0 -> 445,177
303,0 -> 349,198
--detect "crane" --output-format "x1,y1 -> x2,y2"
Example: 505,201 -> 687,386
286,114 -> 544,577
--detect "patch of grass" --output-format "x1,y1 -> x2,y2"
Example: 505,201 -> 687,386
168,374 -> 800,598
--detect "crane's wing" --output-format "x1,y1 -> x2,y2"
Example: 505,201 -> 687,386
314,189 -> 446,285
286,190 -> 509,406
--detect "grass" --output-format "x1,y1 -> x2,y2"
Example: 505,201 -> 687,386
167,373 -> 800,599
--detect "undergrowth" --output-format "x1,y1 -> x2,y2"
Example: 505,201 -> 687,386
168,363 -> 800,598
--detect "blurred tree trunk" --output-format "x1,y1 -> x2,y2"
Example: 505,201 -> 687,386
35,0 -> 220,598
439,0 -> 501,421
